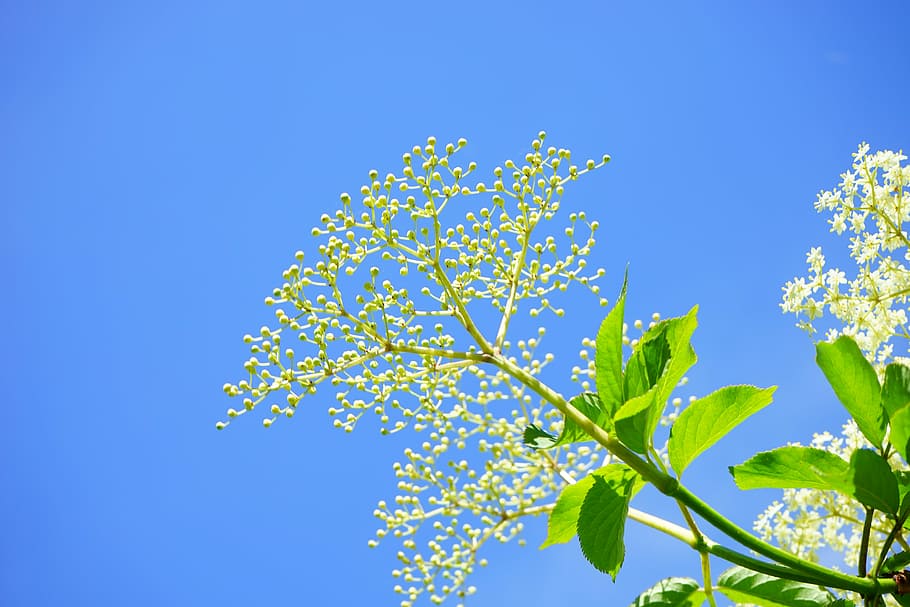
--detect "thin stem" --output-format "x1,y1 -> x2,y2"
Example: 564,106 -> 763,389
872,509 -> 910,578
701,551 -> 718,607
627,508 -> 832,586
432,262 -> 494,354
859,507 -> 875,578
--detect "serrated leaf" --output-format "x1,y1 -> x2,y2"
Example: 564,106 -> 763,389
577,470 -> 637,580
614,389 -> 659,454
596,271 -> 628,418
523,393 -> 608,450
627,577 -> 705,607
624,332 -> 671,400
891,405 -> 910,463
730,446 -> 852,492
730,446 -> 898,514
614,307 -> 698,454
882,550 -> 910,573
523,424 -> 557,449
897,472 -> 910,521
668,385 -> 776,476
541,465 -> 642,548
715,566 -> 834,607
883,363 -> 910,418
816,336 -> 886,448
849,448 -> 899,515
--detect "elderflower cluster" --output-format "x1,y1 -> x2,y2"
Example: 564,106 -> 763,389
220,133 -> 609,432
221,134 -> 622,605
782,143 -> 910,363
769,145 -> 910,605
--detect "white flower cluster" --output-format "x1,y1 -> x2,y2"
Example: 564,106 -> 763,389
782,143 -> 910,363
221,134 -> 623,605
220,133 -> 609,432
771,144 -> 910,605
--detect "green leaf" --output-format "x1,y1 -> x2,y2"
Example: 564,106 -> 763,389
523,424 -> 558,449
891,404 -> 910,463
577,469 -> 638,580
522,393 -> 608,450
668,385 -> 776,476
715,566 -> 834,607
849,448 -> 899,515
883,363 -> 910,418
825,601 -> 856,607
624,332 -> 671,400
614,307 -> 698,454
730,446 -> 898,514
595,271 -> 628,418
614,389 -> 659,454
896,471 -> 910,521
541,464 -> 642,548
730,446 -> 851,492
627,578 -> 705,607
882,550 -> 910,573
816,335 -> 886,448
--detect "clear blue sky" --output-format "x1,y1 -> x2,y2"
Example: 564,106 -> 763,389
4,2 -> 909,605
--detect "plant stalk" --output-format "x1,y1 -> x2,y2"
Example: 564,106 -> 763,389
494,355 -> 897,597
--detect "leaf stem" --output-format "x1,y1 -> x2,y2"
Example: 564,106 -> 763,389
860,507 -> 874,578
493,354 -> 898,596
872,508 -> 910,578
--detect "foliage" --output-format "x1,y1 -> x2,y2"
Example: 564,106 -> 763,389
223,136 -> 910,607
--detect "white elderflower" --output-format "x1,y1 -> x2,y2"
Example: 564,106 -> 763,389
782,143 -> 910,361
773,144 -> 910,605
222,134 -> 621,605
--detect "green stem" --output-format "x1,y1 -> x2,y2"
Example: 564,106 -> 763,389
872,509 -> 910,578
860,507 -> 874,578
493,355 -> 897,596
627,508 -> 833,586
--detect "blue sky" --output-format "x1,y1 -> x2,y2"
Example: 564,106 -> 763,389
4,2 -> 910,605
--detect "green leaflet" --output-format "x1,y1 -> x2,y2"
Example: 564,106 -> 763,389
614,307 -> 698,454
882,550 -> 910,573
595,271 -> 628,420
715,566 -> 835,607
627,578 -> 705,607
849,448 -> 899,515
614,388 -> 660,454
668,385 -> 776,476
577,470 -> 638,580
541,464 -> 641,548
891,405 -> 910,463
623,332 -> 671,400
522,393 -> 608,450
816,336 -> 886,448
897,472 -> 910,521
882,363 -> 910,418
730,446 -> 898,515
884,363 -> 910,462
